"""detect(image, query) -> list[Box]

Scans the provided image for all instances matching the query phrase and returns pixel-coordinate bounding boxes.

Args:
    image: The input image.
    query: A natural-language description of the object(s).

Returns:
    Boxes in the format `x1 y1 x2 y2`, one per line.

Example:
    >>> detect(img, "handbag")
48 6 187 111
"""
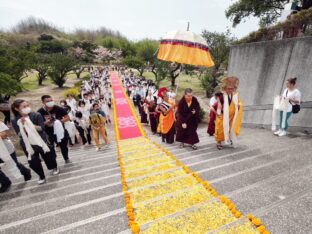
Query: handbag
292 104 300 114
286 90 300 114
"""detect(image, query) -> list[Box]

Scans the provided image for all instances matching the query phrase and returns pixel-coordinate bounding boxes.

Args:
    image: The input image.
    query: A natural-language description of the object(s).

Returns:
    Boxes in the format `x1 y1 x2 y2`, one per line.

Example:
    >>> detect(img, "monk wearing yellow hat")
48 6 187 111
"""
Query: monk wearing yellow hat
214 76 243 150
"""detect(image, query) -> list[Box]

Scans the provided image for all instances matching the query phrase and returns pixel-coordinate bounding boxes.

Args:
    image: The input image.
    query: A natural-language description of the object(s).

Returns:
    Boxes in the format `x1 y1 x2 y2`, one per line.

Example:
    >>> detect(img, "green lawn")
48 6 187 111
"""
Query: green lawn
142 71 205 99
21 71 89 91
21 72 52 91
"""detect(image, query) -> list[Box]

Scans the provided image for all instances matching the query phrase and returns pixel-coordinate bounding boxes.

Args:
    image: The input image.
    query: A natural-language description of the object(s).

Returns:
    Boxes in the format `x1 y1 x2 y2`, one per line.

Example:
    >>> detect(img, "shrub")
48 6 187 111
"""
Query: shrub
63 87 79 99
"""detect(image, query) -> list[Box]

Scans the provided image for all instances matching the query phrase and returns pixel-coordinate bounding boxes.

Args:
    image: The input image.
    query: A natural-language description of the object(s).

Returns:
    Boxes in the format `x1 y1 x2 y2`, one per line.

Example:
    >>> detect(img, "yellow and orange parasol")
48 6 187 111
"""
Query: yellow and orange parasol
157 30 215 68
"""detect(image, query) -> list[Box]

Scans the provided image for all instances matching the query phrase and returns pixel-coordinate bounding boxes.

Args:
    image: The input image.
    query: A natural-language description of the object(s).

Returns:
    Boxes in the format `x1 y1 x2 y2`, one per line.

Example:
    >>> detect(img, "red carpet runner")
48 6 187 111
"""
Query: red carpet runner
111 72 144 140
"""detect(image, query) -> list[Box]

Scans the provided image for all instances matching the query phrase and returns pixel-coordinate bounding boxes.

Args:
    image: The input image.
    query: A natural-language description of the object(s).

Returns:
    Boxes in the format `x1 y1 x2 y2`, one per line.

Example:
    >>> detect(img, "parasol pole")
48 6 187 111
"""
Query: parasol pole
174 22 189 95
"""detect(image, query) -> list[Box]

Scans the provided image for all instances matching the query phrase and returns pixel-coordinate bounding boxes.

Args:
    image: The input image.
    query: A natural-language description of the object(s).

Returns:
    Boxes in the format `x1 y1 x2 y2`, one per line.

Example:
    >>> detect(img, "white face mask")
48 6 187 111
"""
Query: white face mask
46 101 55 108
21 107 31 115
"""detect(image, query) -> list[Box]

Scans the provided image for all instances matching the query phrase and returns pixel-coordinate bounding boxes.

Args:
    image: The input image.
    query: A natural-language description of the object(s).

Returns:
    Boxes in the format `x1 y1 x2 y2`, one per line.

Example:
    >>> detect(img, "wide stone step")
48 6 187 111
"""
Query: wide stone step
256 190 312 234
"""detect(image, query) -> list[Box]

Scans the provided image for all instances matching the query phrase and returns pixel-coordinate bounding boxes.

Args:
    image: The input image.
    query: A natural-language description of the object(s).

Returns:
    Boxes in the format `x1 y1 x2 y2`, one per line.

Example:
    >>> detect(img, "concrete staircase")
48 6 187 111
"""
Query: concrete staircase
0 126 311 234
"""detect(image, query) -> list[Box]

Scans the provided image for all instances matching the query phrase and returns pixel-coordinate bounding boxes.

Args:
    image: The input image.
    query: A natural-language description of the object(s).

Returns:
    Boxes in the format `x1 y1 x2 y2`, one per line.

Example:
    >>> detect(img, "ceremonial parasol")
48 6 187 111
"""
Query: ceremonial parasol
157 28 215 68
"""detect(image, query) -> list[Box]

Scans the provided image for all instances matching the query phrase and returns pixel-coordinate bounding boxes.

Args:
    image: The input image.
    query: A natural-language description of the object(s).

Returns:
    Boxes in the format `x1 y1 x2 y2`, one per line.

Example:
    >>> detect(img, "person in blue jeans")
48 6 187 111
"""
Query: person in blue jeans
274 77 301 137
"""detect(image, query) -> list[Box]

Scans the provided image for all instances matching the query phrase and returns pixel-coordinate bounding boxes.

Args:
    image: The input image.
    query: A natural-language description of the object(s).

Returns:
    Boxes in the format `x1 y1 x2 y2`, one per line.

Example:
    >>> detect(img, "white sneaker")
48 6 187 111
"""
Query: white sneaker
274 129 281 135
38 178 46 185
278 130 287 137
52 168 59 175
96 147 101 152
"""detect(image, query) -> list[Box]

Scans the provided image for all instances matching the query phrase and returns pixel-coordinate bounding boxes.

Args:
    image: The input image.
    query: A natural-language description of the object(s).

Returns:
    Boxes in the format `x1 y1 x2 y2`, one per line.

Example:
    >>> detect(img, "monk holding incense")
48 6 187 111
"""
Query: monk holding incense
214 76 243 150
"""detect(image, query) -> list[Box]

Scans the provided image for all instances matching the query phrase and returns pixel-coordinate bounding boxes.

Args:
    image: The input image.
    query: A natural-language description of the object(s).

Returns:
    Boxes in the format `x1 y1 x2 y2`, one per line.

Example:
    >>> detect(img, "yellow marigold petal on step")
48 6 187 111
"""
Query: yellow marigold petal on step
219 195 227 203
247 214 254 221
123 157 171 171
127 169 185 189
130 176 198 203
141 201 237 233
234 210 242 218
135 185 212 225
251 217 262 226
257 225 266 233
126 163 178 179
130 223 140 233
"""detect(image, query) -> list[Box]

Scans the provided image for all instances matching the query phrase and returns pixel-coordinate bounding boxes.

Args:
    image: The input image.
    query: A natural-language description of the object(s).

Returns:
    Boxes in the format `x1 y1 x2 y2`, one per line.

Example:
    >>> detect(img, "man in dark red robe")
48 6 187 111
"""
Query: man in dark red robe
176 88 200 150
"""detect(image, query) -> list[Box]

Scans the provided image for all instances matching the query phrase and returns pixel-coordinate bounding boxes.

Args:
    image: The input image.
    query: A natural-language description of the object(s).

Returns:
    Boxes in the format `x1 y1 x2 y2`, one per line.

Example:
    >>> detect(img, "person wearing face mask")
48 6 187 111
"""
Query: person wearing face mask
38 95 71 164
11 99 59 185
214 77 243 150
176 88 201 150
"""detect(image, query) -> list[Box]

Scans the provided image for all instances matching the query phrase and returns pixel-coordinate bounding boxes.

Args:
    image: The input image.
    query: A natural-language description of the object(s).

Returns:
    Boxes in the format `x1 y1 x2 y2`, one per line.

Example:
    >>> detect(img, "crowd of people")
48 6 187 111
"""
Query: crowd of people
0 66 112 192
123 72 245 151
0 65 302 194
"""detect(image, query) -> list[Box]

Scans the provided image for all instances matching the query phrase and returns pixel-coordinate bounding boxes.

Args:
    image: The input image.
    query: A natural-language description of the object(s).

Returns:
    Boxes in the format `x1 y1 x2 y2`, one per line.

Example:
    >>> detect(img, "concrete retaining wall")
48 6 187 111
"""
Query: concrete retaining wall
228 36 312 132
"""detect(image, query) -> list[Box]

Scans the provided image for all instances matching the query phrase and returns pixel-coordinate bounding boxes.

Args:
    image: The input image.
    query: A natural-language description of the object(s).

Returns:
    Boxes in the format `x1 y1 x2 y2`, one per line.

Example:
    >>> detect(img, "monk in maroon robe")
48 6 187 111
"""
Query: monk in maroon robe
148 101 157 134
176 88 200 150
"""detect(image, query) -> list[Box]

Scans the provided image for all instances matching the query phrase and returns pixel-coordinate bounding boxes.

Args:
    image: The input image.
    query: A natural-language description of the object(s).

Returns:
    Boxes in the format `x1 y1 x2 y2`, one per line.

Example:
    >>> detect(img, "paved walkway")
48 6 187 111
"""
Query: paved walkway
0 126 311 233
1 73 311 233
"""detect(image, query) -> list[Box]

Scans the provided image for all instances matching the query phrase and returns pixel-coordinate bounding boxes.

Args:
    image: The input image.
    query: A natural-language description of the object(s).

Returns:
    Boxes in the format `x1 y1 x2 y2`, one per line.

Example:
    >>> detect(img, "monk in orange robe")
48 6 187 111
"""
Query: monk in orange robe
158 92 176 144
215 76 243 150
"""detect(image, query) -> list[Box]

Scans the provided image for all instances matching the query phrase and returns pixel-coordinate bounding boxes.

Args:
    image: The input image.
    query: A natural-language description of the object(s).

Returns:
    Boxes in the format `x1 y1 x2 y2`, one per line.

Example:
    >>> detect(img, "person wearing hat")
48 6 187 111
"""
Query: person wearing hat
214 77 243 150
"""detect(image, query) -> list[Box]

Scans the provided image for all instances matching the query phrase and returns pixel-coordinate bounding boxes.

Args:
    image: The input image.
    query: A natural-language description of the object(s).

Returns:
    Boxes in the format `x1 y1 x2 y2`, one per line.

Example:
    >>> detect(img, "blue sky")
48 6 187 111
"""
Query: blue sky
0 0 289 40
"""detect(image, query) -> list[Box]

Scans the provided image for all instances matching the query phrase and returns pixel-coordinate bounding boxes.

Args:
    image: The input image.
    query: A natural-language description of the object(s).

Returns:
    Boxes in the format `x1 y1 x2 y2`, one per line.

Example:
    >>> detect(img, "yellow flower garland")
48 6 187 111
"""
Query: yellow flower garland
111 72 269 234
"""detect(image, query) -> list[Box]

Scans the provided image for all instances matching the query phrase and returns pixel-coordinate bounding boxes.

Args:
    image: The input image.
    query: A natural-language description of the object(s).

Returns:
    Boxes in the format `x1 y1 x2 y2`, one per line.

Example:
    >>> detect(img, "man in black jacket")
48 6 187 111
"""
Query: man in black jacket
38 95 71 164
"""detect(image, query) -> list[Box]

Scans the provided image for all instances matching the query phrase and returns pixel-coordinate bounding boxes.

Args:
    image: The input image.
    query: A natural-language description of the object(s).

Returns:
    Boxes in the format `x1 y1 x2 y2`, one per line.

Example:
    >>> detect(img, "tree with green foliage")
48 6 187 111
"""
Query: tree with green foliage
119 39 136 57
122 55 145 75
0 72 22 95
30 52 50 85
135 39 158 64
36 39 66 54
151 60 170 87
48 53 76 88
0 46 27 95
168 63 182 87
201 30 235 97
38 34 54 41
135 39 160 78
72 40 97 63
226 0 312 27
0 46 30 82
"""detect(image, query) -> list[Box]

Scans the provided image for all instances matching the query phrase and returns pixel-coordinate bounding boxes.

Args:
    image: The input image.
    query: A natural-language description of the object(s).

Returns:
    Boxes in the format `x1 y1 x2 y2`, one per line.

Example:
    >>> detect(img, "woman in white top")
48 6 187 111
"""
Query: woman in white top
274 77 301 137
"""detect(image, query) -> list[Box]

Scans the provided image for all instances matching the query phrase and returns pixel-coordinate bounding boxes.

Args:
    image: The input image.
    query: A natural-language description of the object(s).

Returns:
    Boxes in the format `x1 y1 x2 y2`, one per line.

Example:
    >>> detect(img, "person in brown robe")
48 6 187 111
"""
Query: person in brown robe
176 88 200 150
140 99 148 124
148 101 157 134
